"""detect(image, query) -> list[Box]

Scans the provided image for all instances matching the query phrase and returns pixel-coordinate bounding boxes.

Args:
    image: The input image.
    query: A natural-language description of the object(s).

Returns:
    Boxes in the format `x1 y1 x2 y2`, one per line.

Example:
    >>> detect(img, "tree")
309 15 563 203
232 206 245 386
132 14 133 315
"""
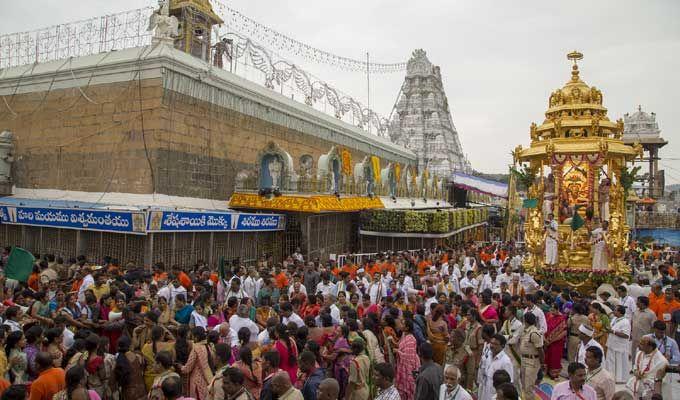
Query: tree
620 165 641 201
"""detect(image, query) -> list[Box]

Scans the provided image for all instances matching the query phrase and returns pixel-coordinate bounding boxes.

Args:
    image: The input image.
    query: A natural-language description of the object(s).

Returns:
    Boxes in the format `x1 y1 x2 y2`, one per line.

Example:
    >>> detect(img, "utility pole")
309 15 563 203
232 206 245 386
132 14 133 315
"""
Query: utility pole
366 52 370 135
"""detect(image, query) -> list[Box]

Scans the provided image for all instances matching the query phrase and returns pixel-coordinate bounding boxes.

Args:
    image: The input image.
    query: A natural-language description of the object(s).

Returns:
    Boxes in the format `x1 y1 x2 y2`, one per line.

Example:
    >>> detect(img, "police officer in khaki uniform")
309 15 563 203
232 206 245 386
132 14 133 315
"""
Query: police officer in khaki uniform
519 312 545 400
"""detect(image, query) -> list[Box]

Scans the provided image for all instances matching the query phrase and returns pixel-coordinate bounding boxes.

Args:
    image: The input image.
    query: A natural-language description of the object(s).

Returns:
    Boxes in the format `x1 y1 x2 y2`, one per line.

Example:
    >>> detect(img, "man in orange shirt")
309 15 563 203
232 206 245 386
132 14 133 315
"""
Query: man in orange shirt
651 287 680 326
172 266 192 291
274 265 289 290
649 283 664 309
29 352 66 400
416 257 430 277
340 261 357 279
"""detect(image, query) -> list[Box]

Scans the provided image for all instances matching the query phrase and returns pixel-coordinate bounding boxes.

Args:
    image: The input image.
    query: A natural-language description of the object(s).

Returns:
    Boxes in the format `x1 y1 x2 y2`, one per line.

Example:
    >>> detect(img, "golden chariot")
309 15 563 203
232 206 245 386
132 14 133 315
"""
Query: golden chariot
513 51 642 287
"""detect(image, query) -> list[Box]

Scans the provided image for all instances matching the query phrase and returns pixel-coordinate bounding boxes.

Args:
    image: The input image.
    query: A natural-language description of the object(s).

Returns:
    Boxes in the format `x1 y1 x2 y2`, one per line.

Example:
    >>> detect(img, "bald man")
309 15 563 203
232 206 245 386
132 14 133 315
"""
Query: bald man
271 371 303 400
439 365 473 400
317 378 340 400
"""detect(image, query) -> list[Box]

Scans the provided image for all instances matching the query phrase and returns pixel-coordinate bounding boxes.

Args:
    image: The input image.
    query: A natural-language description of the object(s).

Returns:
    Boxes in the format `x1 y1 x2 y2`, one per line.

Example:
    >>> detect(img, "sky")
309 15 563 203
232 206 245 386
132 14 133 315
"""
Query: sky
2 0 680 182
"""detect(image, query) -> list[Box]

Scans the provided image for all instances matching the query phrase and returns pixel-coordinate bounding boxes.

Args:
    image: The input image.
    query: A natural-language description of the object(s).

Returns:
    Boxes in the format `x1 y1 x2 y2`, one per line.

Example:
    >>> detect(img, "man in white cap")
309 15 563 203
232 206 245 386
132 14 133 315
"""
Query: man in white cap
576 324 604 364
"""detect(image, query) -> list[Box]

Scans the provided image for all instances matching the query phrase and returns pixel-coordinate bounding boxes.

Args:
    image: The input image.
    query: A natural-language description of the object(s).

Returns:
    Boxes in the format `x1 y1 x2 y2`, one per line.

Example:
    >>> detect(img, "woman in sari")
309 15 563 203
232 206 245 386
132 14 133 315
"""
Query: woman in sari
181 326 215 400
326 326 352 399
381 314 399 365
361 317 384 364
114 336 147 400
5 331 28 384
44 328 65 368
84 334 107 399
233 346 263 399
426 305 449 365
589 302 610 351
142 325 176 390
156 296 175 326
148 351 179 400
544 303 568 379
274 323 299 384
174 294 194 325
479 293 499 325
395 319 420 400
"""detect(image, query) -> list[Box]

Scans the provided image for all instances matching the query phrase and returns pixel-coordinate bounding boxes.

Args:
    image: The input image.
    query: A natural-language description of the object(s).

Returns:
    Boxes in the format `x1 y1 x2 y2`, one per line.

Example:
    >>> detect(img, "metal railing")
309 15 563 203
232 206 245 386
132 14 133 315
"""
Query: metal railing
0 7 153 69
636 211 680 229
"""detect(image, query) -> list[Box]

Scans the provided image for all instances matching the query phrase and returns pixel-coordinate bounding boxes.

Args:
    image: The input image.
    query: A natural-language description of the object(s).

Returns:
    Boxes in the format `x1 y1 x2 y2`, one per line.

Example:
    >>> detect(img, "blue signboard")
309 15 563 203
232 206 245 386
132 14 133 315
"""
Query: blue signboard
0 206 146 234
147 210 285 232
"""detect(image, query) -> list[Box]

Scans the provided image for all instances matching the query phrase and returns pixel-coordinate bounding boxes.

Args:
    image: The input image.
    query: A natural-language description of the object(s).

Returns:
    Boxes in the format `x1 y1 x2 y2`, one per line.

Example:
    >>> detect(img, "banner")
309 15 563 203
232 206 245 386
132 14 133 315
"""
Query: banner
371 156 381 184
395 163 402 183
0 206 146 234
147 210 285 232
341 148 352 176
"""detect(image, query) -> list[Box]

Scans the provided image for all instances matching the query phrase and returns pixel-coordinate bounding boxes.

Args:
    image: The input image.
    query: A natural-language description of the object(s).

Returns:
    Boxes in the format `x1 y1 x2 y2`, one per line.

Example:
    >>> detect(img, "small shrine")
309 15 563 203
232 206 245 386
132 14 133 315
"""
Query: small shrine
513 51 642 285
169 0 223 61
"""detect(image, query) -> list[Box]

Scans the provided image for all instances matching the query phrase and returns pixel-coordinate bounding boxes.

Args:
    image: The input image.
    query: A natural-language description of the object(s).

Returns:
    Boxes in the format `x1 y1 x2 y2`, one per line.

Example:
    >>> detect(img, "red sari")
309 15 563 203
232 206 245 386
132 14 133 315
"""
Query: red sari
545 311 567 378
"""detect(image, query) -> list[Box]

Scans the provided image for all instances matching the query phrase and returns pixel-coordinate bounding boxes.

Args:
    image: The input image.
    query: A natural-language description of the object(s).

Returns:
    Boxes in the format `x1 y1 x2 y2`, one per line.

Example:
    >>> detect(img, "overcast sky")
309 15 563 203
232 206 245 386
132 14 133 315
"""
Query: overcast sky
3 0 679 183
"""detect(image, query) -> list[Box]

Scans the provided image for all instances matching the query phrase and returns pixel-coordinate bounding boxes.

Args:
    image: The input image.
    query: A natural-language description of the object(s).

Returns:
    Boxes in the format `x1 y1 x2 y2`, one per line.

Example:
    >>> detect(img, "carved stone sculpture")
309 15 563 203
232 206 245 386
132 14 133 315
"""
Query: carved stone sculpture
148 0 179 44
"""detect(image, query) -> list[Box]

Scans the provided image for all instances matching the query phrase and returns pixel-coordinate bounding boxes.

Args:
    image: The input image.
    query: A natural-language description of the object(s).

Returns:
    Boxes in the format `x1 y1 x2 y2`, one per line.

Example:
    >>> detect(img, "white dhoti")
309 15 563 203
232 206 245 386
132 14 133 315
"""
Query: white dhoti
604 348 630 383
600 200 609 221
592 240 608 271
545 237 558 265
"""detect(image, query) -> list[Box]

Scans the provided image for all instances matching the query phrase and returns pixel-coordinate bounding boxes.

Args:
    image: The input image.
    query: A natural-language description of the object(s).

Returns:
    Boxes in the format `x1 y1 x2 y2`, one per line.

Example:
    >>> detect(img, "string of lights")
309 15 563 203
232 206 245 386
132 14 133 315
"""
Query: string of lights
215 30 389 136
211 0 407 74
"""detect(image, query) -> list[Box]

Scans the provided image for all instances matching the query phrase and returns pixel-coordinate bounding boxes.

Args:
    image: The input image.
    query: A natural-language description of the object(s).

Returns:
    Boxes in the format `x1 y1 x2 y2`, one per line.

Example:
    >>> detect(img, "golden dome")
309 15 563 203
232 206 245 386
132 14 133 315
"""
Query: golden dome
529 51 622 142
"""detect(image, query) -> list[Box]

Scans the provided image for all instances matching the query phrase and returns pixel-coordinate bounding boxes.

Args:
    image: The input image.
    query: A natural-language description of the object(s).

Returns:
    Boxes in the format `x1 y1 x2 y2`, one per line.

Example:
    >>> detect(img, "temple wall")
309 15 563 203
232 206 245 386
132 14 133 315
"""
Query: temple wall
0 45 415 200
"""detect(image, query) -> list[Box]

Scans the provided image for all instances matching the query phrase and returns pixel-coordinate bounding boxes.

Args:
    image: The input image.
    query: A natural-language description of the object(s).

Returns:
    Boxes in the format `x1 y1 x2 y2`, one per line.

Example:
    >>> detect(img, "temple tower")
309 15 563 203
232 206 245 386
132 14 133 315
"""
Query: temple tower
169 0 223 61
388 49 470 177
622 106 667 199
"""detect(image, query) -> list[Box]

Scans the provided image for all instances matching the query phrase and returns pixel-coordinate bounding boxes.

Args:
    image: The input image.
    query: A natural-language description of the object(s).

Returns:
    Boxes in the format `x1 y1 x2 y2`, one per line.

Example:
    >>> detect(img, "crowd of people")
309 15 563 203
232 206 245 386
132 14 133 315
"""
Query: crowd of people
0 242 677 400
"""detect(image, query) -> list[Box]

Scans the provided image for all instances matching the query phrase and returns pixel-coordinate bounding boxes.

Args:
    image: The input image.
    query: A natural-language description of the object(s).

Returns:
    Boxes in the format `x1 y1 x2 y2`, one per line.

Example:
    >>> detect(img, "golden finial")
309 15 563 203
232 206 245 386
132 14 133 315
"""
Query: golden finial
567 50 583 82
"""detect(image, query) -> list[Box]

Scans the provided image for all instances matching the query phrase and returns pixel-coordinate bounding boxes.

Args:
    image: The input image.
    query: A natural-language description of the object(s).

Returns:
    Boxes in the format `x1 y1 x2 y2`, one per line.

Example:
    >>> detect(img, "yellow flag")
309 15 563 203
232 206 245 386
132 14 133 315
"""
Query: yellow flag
395 163 402 182
371 156 381 183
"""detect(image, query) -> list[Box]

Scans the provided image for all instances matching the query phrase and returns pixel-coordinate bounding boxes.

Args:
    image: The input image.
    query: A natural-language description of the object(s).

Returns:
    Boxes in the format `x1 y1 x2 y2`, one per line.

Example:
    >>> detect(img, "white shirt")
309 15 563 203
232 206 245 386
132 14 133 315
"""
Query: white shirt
626 349 668 398
578 338 604 364
223 287 246 302
329 304 341 325
368 281 387 304
479 274 493 292
438 384 473 400
606 316 631 353
243 276 257 299
289 284 308 297
229 314 259 342
480 351 514 400
157 284 187 308
62 327 75 349
424 297 438 316
283 312 305 328
212 324 239 347
402 275 415 292
459 277 478 291
78 274 95 301
497 273 514 287
525 305 547 334
3 320 21 333
519 274 539 292
316 281 335 297
619 296 637 319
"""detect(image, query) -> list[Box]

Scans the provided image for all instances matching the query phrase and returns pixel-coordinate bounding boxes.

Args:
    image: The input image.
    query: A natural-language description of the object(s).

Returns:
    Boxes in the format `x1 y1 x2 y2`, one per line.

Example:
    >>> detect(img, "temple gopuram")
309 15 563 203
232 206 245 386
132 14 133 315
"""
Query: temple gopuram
513 51 642 287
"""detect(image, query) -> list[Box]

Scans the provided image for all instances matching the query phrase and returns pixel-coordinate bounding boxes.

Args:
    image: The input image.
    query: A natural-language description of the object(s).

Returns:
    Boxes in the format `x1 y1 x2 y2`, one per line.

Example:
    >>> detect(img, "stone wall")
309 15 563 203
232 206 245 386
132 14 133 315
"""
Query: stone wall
0 77 162 194
0 74 409 200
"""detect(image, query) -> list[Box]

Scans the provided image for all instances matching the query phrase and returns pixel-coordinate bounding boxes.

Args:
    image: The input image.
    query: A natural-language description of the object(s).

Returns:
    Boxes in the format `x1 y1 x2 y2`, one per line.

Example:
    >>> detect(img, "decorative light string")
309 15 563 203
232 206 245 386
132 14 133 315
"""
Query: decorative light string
211 0 406 74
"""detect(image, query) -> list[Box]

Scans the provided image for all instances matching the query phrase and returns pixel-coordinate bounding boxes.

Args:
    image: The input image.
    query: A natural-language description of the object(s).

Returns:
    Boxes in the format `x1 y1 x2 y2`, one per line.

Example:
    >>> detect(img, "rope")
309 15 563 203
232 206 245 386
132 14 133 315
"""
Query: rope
1 96 17 117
